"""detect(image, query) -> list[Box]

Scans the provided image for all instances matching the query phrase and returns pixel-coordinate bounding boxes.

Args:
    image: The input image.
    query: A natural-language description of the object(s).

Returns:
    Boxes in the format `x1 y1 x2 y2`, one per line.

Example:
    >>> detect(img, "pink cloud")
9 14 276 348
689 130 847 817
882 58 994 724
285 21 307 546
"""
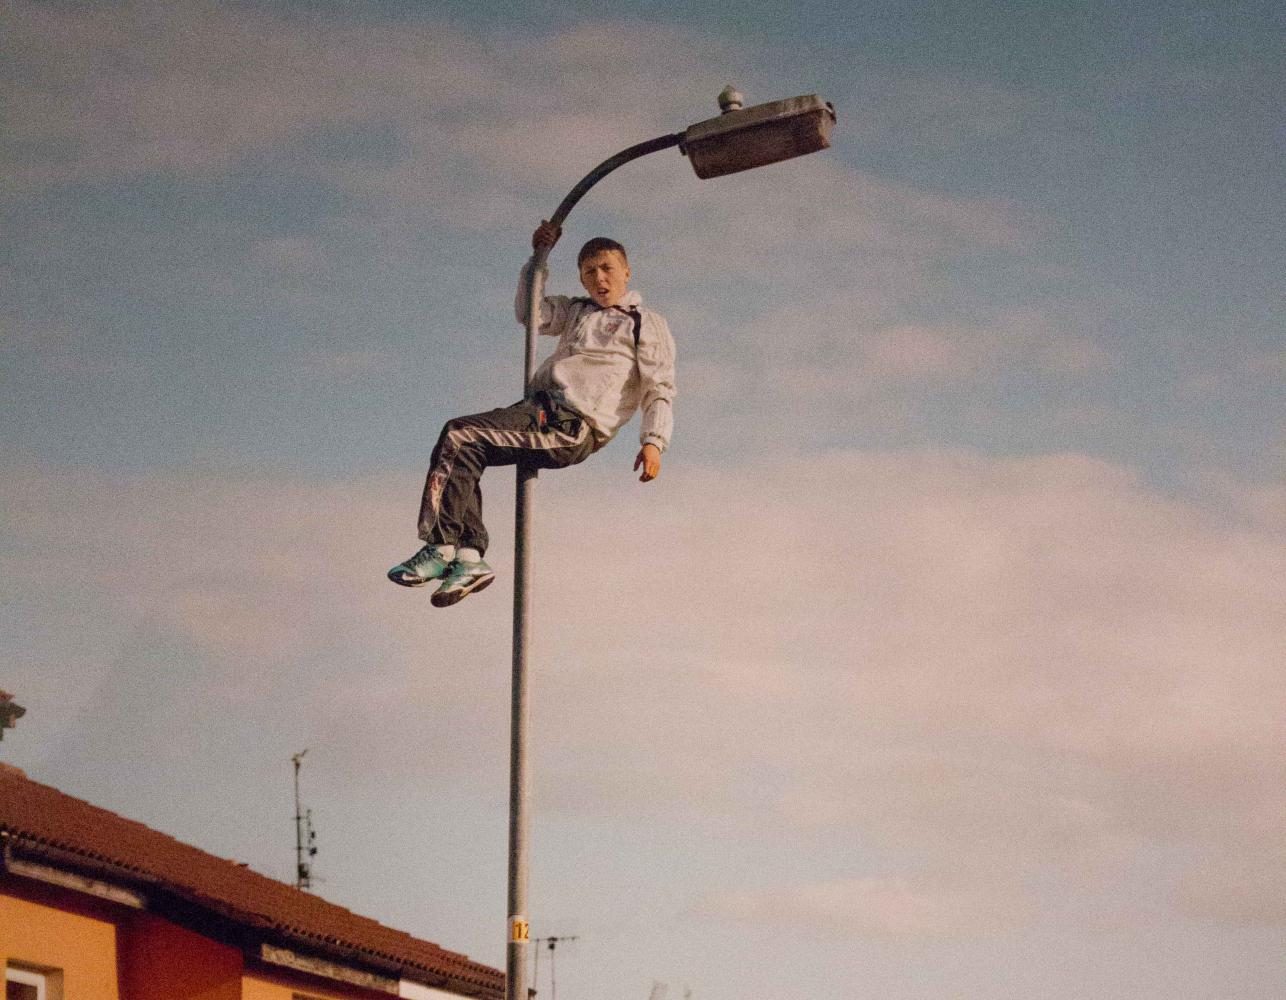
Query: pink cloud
862 325 964 376
857 316 1113 381
531 453 1285 918
696 875 1032 938
3 451 1282 936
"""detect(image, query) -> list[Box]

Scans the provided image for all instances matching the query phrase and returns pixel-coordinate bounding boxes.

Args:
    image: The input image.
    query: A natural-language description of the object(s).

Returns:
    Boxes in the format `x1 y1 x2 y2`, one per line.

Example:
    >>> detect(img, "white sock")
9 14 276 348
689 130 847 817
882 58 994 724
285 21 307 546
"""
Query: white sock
432 544 456 560
457 547 482 563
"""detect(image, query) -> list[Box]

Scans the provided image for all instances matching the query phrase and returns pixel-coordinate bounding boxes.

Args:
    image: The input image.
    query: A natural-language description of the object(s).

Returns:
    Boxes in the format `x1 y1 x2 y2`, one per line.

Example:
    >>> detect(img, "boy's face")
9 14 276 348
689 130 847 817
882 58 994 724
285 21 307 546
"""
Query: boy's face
579 250 631 308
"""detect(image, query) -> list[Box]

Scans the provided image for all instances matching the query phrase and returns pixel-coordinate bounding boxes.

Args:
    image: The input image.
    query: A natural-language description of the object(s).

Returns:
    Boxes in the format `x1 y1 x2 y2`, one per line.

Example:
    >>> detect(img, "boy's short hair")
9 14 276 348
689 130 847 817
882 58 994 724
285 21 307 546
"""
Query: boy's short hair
577 237 628 268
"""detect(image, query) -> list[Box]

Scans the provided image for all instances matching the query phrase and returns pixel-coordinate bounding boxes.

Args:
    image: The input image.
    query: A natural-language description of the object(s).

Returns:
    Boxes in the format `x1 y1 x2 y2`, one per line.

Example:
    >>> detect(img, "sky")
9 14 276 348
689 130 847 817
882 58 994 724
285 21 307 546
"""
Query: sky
1 2 1283 998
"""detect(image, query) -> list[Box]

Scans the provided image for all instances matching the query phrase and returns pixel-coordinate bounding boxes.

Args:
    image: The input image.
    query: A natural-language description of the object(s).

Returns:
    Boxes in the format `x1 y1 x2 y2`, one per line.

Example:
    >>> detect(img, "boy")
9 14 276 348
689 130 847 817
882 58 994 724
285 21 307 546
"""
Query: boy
388 221 677 607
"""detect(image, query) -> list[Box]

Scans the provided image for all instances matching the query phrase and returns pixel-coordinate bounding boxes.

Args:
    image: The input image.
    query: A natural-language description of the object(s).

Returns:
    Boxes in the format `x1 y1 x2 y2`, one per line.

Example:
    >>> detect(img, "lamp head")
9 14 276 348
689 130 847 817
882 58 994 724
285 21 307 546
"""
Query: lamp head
681 90 836 179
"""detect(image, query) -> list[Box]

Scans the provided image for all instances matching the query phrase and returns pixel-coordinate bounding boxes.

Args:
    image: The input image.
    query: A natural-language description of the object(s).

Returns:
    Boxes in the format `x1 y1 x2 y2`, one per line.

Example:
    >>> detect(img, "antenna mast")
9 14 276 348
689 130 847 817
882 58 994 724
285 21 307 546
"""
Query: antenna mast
532 935 579 1000
291 750 317 889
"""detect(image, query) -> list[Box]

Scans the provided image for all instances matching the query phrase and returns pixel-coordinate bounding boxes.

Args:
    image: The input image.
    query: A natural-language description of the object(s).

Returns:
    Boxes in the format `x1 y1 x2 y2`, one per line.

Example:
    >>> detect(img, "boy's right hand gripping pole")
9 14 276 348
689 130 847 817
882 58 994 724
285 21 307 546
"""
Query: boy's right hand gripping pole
531 220 561 254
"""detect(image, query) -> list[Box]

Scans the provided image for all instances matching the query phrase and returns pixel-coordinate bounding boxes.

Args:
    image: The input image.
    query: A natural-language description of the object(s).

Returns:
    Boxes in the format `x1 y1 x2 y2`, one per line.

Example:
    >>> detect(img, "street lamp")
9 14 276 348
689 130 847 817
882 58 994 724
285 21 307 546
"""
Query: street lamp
682 87 836 178
507 86 835 1000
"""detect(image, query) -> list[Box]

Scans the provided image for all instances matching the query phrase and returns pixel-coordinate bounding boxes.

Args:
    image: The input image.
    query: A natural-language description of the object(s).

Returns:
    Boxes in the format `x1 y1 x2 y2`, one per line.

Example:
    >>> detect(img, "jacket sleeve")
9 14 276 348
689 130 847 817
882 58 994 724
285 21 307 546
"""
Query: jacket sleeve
515 260 574 337
638 312 677 453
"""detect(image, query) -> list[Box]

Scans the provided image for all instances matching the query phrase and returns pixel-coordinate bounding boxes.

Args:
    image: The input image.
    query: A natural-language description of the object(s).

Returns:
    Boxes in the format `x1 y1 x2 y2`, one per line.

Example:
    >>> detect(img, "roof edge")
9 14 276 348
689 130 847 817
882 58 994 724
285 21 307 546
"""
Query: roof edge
0 822 504 998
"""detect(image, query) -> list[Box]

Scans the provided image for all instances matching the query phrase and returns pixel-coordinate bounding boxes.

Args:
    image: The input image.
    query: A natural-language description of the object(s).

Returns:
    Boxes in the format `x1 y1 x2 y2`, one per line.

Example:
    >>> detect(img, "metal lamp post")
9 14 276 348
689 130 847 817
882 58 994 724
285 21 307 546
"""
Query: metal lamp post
506 87 835 1000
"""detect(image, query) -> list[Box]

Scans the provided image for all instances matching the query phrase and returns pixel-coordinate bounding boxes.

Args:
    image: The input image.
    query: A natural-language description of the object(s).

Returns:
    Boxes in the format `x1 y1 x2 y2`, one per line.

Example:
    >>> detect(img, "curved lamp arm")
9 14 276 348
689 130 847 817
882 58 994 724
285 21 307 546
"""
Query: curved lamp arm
523 132 683 387
548 132 683 232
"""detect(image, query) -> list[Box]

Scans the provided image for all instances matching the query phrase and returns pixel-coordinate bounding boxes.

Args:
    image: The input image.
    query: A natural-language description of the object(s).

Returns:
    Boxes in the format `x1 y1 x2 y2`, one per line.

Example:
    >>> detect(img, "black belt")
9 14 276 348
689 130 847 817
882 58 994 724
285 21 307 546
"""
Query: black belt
531 390 583 437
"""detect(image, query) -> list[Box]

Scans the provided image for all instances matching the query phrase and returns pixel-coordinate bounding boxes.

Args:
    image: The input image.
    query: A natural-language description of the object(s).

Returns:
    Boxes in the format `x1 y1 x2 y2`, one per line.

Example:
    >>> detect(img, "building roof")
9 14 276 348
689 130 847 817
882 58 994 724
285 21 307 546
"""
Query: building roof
0 764 503 998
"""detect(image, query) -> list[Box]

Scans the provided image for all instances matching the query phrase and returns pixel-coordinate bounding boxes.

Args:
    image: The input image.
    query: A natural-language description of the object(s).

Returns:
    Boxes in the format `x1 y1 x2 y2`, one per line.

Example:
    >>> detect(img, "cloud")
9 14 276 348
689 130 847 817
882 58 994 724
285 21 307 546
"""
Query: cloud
627 155 1037 295
3 0 1095 460
3 448 1282 938
801 313 1112 384
2 1 1035 256
1178 346 1286 418
534 452 1285 924
1 1 488 183
1 4 735 193
1176 849 1286 927
3 1 1044 336
839 73 1033 151
696 875 1031 938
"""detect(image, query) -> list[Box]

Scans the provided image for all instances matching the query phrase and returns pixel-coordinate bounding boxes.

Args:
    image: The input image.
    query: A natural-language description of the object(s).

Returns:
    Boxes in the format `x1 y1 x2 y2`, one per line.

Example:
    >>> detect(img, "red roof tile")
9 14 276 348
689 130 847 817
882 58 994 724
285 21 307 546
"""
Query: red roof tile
0 764 503 997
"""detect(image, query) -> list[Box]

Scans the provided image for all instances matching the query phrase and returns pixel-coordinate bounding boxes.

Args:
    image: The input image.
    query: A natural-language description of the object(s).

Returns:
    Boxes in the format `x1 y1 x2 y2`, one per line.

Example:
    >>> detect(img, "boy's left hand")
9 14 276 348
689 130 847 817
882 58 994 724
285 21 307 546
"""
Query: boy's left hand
634 444 661 482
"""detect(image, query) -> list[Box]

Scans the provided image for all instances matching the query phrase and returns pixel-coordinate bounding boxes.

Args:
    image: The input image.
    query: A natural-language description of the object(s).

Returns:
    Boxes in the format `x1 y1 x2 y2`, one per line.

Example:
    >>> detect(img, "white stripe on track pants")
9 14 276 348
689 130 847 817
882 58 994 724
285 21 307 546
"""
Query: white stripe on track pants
416 396 596 555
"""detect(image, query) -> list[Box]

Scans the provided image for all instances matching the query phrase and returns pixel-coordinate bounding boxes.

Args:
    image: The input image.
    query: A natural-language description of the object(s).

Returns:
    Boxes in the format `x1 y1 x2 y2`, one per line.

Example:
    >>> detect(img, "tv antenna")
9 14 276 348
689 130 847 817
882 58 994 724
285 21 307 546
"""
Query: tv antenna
0 690 25 740
291 750 318 890
532 935 579 1000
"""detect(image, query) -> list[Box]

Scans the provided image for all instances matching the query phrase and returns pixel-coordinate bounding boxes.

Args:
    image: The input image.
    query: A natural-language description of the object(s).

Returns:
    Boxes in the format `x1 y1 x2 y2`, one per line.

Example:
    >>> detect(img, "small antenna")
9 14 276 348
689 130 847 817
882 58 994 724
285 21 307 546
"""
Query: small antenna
291 750 318 889
532 935 579 1000
0 690 25 740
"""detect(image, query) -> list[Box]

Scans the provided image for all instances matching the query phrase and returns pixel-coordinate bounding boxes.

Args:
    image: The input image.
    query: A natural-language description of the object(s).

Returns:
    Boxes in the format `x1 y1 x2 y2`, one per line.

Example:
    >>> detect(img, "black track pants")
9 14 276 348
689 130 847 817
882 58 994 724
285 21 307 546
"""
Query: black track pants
416 396 596 555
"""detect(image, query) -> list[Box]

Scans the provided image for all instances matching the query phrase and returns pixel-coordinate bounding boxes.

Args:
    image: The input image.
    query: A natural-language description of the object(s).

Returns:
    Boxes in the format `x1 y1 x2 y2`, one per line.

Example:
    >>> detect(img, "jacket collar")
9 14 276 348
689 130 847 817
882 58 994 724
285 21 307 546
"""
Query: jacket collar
581 290 643 311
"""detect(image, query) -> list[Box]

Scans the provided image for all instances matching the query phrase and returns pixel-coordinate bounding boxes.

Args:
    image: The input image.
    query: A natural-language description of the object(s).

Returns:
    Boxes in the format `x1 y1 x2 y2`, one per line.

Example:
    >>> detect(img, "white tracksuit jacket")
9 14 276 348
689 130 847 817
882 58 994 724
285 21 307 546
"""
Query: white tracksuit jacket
515 262 677 453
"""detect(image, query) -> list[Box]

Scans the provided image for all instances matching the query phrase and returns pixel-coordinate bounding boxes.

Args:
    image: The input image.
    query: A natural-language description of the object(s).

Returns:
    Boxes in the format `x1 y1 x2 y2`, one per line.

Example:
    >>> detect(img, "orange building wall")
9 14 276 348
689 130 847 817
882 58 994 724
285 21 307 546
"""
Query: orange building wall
118 912 242 1000
0 887 121 1000
3 878 406 1000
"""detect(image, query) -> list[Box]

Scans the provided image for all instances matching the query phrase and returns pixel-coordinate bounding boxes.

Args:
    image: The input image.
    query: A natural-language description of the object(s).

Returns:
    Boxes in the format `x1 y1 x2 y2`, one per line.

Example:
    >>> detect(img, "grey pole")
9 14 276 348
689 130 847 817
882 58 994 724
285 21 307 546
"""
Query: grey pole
504 88 834 1000
506 244 545 1000
506 135 680 1000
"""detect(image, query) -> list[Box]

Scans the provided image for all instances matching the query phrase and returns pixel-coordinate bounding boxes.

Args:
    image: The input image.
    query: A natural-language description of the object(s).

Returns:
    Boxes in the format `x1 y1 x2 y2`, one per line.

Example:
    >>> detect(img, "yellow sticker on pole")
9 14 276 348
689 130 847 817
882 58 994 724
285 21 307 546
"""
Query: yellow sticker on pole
510 916 530 942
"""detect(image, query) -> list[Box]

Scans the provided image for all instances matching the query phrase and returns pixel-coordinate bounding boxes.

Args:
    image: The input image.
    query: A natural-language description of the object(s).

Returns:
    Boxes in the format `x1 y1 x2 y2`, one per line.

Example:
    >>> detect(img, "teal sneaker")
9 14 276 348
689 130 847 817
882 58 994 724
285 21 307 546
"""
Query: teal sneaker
387 545 453 588
431 558 496 608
